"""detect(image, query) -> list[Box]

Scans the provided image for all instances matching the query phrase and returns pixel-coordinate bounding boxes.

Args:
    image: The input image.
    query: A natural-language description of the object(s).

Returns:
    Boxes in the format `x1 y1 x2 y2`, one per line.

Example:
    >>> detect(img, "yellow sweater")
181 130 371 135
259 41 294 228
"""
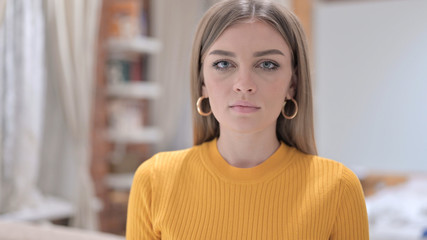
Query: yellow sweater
126 139 369 239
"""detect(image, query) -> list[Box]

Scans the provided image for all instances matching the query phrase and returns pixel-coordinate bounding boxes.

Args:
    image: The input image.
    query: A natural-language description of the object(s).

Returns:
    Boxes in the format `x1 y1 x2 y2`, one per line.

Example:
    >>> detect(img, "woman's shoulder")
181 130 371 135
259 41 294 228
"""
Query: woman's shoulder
131 145 205 199
134 145 202 179
292 151 362 187
315 155 360 183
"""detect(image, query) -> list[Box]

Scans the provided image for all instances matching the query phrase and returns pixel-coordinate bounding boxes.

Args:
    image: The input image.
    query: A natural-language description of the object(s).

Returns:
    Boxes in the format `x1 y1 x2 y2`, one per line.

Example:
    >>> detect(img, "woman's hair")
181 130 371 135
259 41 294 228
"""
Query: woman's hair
190 0 317 155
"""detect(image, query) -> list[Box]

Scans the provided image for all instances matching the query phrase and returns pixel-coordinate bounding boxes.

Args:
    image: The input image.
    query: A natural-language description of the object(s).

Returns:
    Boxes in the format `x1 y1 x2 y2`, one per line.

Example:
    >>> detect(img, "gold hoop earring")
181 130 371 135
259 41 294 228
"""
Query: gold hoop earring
196 96 212 116
281 98 298 120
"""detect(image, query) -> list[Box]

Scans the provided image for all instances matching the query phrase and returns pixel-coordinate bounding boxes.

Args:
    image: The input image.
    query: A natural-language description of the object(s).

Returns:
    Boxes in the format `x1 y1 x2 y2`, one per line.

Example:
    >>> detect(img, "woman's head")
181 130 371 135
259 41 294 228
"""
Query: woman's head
191 0 317 155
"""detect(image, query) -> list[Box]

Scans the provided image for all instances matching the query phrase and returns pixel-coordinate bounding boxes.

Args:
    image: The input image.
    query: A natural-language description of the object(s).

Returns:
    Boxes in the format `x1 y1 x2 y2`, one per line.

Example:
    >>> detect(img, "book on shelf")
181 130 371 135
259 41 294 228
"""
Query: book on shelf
108 99 145 132
107 57 145 83
130 57 142 82
107 0 141 39
140 0 149 36
107 0 150 39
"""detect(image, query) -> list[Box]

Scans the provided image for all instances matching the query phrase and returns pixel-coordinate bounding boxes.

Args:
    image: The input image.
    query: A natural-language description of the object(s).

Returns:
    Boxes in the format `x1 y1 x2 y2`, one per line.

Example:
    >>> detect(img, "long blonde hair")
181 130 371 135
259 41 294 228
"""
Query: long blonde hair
191 0 317 155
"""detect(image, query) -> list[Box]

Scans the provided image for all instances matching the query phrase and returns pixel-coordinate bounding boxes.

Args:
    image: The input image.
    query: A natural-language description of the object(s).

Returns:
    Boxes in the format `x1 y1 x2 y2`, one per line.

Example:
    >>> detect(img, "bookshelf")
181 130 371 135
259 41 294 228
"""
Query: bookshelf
93 0 160 235
107 36 161 54
107 126 162 144
106 82 161 99
105 173 134 191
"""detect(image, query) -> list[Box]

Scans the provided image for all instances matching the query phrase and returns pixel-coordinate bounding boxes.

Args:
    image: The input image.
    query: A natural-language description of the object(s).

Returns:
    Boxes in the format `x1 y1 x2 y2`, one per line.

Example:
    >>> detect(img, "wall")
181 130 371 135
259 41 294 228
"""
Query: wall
313 0 427 172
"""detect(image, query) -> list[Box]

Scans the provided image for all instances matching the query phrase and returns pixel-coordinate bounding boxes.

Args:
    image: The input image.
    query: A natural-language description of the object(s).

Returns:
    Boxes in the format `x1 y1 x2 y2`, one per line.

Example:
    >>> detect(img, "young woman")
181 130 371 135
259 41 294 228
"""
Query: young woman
126 0 369 239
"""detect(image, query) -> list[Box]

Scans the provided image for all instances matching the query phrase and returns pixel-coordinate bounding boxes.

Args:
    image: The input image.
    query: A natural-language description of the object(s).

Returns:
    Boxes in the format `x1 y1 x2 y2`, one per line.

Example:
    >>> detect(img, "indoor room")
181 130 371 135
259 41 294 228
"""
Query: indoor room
0 0 426 239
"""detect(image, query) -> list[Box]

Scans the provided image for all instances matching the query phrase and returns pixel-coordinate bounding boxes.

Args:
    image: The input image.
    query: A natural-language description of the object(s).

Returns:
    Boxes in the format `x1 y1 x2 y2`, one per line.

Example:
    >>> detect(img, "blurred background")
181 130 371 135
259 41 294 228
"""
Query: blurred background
0 0 426 239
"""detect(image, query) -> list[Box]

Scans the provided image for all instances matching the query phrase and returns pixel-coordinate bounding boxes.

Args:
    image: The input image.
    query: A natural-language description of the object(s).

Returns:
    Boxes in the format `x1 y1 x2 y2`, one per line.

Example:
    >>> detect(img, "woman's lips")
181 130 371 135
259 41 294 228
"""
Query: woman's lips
229 101 260 113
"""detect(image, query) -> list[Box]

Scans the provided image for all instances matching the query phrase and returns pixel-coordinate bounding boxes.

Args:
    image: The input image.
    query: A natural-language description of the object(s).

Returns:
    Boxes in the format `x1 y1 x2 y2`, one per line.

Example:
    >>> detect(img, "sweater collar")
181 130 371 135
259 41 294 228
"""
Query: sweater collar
200 138 297 183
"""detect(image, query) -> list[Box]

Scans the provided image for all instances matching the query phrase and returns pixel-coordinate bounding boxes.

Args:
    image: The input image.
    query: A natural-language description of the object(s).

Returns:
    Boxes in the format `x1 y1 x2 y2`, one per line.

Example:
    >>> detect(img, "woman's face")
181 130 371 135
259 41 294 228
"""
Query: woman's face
202 20 295 135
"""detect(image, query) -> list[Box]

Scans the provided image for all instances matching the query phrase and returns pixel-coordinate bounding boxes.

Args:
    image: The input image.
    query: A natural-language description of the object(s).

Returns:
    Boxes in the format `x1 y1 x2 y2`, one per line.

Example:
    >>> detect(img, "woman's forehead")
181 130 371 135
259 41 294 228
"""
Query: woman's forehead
206 20 291 56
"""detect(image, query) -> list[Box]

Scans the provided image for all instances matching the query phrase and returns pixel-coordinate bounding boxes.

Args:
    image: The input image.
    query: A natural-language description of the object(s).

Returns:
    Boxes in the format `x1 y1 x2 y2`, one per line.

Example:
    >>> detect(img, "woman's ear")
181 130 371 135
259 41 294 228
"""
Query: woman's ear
202 84 208 97
286 74 297 99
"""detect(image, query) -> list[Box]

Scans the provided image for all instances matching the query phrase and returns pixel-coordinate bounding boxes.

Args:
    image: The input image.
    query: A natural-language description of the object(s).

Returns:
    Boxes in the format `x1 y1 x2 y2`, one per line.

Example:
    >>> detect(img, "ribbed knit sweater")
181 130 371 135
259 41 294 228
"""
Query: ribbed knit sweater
126 139 369 239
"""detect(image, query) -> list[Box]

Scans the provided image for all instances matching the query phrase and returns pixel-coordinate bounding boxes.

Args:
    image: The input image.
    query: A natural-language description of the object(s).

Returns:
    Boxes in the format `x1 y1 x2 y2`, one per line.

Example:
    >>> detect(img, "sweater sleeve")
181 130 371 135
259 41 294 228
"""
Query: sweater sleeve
330 167 369 240
126 158 160 240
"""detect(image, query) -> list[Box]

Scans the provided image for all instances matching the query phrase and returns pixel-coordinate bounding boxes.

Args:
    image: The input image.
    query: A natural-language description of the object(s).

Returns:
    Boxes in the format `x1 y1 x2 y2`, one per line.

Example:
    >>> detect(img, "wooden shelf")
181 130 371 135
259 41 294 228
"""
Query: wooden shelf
107 126 162 144
107 36 161 55
94 0 159 234
106 173 134 191
107 82 161 99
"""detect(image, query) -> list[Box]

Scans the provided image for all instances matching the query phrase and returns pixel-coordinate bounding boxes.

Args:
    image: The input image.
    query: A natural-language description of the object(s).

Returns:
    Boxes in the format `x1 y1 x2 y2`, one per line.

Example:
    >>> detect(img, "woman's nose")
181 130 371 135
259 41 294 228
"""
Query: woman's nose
233 69 257 94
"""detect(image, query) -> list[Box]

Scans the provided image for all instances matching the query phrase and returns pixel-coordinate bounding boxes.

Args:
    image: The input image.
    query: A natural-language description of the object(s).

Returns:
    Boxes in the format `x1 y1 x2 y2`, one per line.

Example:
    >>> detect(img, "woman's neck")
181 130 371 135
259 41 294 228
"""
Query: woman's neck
216 128 280 168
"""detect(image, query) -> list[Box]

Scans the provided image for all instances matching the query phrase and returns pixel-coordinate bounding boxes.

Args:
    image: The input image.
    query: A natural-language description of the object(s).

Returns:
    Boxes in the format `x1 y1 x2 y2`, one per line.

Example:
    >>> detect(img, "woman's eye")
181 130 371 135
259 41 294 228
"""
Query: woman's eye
213 60 233 70
258 61 279 71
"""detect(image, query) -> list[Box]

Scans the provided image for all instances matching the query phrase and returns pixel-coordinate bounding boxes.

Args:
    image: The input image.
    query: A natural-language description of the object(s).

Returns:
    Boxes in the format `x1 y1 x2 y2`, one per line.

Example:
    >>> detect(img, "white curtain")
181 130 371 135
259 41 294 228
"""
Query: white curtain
0 0 5 209
40 0 101 229
0 0 6 26
0 0 45 214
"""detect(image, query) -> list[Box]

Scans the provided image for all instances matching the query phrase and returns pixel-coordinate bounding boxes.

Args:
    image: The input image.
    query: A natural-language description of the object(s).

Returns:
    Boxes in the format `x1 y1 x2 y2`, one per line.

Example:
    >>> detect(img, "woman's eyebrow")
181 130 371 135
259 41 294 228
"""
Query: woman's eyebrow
208 49 285 57
208 50 236 57
253 49 285 57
